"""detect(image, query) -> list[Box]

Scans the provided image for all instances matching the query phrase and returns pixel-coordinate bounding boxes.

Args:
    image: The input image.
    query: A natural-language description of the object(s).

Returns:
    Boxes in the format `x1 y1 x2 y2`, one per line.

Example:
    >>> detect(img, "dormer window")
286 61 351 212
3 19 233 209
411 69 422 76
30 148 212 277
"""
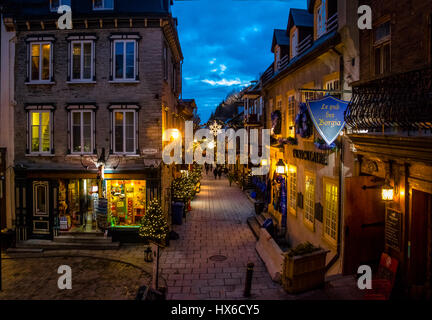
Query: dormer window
291 29 298 58
316 0 327 38
275 46 281 70
50 0 71 12
93 0 114 11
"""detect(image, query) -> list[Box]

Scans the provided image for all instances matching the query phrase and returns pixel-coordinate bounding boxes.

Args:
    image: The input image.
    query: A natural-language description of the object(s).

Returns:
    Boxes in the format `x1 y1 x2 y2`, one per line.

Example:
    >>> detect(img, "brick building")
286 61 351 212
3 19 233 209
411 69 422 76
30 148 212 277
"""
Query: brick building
3 0 183 243
345 0 432 298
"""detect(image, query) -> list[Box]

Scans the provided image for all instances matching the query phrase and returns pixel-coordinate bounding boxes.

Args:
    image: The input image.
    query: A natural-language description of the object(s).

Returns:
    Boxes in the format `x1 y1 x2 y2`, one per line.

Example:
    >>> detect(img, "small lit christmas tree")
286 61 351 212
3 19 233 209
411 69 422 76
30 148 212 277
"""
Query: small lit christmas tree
139 199 168 245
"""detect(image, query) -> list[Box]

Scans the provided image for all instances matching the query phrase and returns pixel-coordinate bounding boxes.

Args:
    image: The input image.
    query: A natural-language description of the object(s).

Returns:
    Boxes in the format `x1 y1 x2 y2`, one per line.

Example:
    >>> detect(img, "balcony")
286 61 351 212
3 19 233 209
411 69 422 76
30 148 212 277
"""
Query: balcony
345 66 432 131
297 35 312 56
326 13 338 34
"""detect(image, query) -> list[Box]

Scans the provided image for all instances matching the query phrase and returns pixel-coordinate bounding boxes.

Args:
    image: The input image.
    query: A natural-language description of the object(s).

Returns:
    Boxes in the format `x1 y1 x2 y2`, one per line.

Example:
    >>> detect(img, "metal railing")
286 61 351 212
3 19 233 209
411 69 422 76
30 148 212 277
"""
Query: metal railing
326 13 338 33
297 35 313 56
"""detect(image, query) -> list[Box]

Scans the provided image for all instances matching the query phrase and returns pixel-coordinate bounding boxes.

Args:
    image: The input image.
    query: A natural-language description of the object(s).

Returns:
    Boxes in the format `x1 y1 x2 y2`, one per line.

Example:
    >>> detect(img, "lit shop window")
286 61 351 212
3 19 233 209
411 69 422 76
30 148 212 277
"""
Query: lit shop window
107 180 146 227
304 174 315 228
324 179 338 244
113 110 136 154
288 165 297 215
71 41 94 82
30 111 51 154
93 0 113 10
113 40 136 81
30 42 52 82
71 110 94 154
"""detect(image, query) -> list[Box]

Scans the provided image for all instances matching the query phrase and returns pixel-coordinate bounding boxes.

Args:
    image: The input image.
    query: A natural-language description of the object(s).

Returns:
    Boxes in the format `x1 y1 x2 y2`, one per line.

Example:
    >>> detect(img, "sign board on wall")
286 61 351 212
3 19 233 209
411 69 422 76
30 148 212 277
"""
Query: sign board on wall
306 96 350 145
385 207 402 251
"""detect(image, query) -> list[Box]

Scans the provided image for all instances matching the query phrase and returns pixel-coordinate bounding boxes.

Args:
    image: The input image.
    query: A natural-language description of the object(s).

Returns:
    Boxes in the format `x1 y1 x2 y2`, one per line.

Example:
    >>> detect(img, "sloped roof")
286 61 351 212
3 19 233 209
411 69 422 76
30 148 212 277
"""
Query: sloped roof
271 29 290 53
287 8 313 31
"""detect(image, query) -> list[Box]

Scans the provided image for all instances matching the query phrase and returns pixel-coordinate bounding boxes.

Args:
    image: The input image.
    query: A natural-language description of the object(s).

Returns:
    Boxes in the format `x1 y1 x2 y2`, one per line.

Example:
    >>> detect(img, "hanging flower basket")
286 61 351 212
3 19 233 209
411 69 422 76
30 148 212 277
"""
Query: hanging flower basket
314 138 339 151
295 103 313 139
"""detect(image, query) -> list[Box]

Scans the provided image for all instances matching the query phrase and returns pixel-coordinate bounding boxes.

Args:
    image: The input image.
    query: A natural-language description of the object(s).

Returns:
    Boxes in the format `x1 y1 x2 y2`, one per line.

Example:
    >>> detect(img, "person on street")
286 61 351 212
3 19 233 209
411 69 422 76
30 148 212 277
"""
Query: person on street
217 167 222 179
213 167 218 179
205 163 209 175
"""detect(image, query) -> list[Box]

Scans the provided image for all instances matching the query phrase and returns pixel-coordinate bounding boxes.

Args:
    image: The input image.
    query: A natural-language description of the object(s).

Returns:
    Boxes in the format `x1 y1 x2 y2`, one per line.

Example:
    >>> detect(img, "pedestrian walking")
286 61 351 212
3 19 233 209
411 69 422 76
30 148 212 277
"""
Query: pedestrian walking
217 168 222 179
213 167 218 179
205 163 209 175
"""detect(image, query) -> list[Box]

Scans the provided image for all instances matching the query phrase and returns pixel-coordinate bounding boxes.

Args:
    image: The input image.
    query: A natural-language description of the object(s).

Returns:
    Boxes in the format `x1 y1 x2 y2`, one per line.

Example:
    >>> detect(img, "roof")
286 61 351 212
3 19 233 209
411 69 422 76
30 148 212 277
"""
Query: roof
3 0 171 18
287 8 313 31
271 29 290 53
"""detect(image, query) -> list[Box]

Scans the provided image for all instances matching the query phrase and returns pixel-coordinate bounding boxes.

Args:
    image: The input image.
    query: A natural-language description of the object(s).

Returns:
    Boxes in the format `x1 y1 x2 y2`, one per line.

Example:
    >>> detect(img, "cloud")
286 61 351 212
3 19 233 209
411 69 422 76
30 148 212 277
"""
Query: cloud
201 78 248 87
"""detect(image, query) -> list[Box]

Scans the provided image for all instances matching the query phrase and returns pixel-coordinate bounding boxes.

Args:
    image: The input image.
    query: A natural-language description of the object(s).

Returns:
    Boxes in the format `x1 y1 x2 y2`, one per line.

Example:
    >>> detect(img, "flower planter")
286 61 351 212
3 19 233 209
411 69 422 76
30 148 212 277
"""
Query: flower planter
282 249 329 294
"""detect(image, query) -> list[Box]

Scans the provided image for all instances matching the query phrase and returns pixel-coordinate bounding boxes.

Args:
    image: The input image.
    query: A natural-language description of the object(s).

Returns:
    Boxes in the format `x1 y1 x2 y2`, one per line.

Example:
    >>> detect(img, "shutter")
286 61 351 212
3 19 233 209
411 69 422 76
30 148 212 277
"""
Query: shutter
26 43 30 82
109 40 113 81
67 110 71 154
135 40 139 80
93 41 96 81
51 111 55 154
67 41 71 82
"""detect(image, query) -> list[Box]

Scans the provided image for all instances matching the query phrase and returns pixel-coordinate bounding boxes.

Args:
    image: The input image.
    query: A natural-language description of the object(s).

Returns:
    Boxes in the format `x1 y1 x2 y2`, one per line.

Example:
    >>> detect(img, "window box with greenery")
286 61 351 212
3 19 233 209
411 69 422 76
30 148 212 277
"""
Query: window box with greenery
282 242 329 293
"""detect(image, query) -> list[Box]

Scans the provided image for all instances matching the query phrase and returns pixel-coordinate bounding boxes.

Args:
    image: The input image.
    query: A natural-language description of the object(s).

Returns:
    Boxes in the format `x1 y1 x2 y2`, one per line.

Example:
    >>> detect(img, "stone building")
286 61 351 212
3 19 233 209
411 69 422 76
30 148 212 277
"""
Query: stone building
3 0 183 243
257 0 360 275
345 0 432 298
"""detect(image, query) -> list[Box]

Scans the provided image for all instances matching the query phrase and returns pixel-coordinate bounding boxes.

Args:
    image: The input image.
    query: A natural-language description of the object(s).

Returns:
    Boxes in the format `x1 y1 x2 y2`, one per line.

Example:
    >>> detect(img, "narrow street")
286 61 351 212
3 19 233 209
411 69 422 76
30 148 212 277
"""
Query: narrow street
160 174 288 300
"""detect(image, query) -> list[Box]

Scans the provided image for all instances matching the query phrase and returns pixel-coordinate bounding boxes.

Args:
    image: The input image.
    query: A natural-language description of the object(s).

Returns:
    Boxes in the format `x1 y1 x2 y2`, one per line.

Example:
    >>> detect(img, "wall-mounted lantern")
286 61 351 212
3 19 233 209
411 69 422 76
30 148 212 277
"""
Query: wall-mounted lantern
276 159 286 175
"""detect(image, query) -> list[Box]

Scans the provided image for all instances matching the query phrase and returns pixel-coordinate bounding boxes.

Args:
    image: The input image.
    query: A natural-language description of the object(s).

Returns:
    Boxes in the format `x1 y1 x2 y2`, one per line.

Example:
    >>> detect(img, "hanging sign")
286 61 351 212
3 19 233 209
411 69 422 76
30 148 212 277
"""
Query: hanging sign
306 96 349 145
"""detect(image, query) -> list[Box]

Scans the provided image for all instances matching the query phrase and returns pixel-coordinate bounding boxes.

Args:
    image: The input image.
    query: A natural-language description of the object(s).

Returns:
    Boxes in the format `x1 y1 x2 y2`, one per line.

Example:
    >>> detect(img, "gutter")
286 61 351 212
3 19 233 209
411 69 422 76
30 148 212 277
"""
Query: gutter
325 47 344 273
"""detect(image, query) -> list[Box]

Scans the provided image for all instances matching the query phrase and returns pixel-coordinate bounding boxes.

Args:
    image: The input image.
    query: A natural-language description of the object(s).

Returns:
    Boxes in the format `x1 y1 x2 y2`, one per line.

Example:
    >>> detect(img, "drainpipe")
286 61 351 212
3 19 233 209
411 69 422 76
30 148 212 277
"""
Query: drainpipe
325 47 344 273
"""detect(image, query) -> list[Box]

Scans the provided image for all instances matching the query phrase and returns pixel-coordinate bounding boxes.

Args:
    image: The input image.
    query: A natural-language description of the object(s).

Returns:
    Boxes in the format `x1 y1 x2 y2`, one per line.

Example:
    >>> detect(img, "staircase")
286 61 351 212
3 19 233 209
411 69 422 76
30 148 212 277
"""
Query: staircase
16 232 120 250
247 211 273 239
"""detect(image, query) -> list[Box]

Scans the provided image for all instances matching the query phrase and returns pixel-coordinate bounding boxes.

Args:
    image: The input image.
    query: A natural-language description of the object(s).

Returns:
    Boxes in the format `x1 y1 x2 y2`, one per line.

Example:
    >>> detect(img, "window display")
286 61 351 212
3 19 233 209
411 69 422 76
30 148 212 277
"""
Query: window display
106 180 146 227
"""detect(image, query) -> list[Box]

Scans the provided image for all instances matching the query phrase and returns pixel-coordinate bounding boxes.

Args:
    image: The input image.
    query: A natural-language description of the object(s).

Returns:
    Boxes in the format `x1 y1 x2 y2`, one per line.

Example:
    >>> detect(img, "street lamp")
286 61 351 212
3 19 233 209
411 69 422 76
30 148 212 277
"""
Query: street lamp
276 159 286 175
381 182 394 202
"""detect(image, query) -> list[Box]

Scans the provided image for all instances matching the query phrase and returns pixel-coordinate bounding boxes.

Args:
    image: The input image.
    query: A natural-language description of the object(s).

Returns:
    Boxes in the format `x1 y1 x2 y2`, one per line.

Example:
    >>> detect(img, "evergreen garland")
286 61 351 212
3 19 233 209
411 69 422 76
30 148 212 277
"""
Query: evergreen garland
139 199 168 245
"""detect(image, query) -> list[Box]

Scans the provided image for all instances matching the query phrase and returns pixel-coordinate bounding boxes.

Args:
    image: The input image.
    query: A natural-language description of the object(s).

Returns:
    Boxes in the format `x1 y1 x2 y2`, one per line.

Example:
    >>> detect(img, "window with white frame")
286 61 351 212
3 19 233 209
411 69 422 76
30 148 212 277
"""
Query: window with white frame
50 0 71 12
288 165 297 215
70 110 94 154
113 110 136 154
70 41 94 82
374 21 391 76
113 40 137 81
29 42 52 82
287 95 295 138
324 179 338 243
324 79 340 99
29 111 52 154
316 0 327 38
291 30 298 58
304 174 315 227
93 0 113 10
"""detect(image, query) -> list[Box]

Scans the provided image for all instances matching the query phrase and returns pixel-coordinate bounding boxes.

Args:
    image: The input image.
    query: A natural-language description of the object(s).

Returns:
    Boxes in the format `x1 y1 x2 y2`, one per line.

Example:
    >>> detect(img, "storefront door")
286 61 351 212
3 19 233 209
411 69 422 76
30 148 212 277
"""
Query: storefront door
31 181 50 236
408 189 432 298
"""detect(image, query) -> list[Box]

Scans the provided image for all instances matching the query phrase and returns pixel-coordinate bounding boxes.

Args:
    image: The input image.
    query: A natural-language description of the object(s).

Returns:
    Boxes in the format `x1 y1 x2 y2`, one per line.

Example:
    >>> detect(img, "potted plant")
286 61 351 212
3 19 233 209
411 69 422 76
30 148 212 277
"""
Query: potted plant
282 242 329 294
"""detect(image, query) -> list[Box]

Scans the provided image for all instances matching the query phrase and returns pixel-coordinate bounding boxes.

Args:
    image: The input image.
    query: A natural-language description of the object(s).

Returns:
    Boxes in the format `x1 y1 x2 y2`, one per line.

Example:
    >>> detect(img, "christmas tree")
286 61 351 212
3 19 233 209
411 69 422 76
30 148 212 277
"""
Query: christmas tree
139 199 168 245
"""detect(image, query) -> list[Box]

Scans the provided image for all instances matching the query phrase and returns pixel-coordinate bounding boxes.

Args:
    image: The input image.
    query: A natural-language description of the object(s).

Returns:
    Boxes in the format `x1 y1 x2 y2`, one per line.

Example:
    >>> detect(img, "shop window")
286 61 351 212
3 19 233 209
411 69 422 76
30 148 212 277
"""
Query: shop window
29 42 52 83
29 111 52 154
304 173 315 229
50 0 70 12
113 110 136 154
323 178 338 244
288 165 297 215
70 40 94 82
107 180 146 227
93 0 113 10
70 110 94 154
287 95 295 138
374 21 391 76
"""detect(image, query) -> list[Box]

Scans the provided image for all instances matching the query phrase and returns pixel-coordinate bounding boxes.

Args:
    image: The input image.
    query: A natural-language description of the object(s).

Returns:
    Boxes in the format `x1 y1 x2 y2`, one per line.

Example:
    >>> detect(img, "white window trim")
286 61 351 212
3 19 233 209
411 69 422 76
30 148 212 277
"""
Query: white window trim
29 110 52 155
70 110 94 155
28 42 53 84
323 178 339 245
50 0 70 12
304 173 315 229
112 40 137 82
93 0 114 11
113 110 137 155
292 30 298 58
316 2 327 38
70 40 95 82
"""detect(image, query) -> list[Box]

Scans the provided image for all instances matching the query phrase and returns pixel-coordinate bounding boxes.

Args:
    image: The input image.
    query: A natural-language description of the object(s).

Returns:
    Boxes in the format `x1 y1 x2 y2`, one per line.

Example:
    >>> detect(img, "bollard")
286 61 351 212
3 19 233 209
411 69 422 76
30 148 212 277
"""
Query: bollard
243 262 254 297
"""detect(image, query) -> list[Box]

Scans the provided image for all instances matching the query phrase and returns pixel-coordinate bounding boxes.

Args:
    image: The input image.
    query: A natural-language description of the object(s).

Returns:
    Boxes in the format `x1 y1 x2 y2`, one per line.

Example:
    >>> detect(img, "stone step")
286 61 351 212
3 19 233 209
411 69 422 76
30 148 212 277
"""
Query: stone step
54 235 113 244
59 231 105 237
16 239 120 250
246 216 261 240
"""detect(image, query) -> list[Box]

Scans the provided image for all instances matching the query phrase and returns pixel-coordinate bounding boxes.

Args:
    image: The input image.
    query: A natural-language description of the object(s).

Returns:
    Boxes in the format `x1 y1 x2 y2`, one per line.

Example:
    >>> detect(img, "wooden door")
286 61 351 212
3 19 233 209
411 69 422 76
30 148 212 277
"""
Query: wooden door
343 176 386 275
409 189 431 296
31 181 50 237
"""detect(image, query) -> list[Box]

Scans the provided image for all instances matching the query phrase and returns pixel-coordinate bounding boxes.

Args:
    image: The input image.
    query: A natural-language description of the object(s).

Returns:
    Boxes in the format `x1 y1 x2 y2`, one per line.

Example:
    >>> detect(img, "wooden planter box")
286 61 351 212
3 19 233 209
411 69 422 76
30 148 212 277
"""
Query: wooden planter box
282 249 329 294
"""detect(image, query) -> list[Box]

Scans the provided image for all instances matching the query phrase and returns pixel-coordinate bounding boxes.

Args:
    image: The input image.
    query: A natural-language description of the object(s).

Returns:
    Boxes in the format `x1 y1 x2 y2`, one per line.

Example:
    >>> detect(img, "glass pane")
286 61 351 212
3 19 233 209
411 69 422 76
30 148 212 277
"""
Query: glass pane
83 111 91 125
83 42 92 79
125 42 135 79
375 47 381 75
83 111 92 152
105 0 113 9
72 112 80 125
42 44 51 80
41 112 50 126
72 43 81 79
32 126 40 152
126 112 135 152
36 186 46 213
41 125 50 152
115 112 124 152
94 0 103 8
115 42 124 79
32 112 40 125
383 44 391 74
31 44 40 81
72 124 81 152
51 0 60 10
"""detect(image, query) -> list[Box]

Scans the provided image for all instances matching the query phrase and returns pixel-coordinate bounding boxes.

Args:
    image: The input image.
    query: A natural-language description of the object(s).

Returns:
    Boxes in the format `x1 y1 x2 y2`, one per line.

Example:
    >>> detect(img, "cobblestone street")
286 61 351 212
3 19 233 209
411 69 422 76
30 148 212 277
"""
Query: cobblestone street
160 174 289 300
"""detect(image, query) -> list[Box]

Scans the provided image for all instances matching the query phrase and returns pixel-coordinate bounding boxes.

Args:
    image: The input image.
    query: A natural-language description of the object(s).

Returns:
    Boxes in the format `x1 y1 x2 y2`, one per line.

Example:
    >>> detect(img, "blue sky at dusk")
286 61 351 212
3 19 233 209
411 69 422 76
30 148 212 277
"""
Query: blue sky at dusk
172 0 305 123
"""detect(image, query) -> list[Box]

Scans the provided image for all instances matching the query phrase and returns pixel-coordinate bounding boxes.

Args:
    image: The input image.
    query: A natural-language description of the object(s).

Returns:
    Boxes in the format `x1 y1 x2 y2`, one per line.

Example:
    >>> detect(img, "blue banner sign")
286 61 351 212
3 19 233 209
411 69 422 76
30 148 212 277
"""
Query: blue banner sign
306 96 350 145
